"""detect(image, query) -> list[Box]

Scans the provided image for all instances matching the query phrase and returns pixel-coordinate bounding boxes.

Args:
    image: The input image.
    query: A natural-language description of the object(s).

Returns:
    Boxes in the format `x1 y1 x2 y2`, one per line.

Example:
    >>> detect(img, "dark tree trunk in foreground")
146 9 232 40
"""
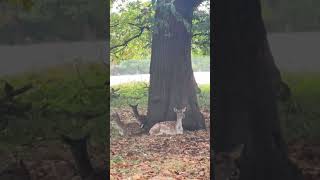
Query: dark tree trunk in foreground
145 0 205 130
213 0 303 179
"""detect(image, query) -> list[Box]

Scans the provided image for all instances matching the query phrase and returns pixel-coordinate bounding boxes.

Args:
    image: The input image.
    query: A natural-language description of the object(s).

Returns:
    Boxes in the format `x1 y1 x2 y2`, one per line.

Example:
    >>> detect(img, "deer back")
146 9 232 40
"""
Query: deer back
149 121 178 135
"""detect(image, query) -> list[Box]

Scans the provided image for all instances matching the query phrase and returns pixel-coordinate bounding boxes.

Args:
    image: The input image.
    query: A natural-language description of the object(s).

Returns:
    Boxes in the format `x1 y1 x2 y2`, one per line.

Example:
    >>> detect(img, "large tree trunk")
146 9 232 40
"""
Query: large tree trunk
145 0 205 131
213 0 303 179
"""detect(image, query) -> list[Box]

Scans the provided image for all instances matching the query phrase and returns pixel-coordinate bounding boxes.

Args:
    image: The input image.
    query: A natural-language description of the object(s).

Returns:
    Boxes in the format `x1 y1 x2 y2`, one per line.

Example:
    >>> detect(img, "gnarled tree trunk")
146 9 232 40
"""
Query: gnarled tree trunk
145 0 205 131
213 0 303 179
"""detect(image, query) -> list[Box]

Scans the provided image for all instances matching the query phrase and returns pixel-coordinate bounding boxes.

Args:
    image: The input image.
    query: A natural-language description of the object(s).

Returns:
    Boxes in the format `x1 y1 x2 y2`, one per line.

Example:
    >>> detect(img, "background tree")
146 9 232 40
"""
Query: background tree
0 0 105 44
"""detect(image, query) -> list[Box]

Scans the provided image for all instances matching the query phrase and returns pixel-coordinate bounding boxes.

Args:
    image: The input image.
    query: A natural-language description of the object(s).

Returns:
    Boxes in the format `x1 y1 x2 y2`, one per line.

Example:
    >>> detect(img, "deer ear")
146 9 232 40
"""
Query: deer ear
173 108 177 112
182 107 187 112
229 144 244 159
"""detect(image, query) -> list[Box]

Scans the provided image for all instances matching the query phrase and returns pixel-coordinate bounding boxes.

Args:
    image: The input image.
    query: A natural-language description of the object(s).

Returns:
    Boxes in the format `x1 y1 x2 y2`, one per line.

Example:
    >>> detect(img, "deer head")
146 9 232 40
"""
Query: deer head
215 144 244 180
110 112 125 135
148 107 187 135
128 103 147 128
173 107 187 118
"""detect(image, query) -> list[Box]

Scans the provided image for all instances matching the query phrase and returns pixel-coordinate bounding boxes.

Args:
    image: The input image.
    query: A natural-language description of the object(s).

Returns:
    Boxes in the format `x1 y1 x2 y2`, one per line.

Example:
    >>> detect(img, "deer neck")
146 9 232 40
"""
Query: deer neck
114 117 125 130
175 116 183 133
131 106 140 118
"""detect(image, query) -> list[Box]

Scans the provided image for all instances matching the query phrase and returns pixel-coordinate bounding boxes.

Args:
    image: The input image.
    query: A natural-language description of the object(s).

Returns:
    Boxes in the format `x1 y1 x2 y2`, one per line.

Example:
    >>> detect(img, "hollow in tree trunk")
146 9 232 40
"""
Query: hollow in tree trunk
145 0 205 131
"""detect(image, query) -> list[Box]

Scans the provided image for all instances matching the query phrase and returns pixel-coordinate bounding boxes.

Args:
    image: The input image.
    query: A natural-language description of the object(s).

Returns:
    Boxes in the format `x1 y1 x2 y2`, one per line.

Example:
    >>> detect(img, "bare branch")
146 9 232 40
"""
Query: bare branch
192 32 209 37
110 24 150 52
110 23 119 28
0 84 33 103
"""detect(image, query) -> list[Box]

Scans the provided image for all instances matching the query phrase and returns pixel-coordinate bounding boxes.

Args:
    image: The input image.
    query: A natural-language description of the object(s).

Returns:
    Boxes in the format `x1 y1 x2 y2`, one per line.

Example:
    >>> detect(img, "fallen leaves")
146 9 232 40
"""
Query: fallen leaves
288 139 320 180
110 109 210 179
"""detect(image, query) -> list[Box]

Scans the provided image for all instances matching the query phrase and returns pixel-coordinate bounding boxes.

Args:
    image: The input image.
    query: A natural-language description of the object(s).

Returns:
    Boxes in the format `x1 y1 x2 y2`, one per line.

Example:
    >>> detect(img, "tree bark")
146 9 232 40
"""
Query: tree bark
213 0 303 179
145 0 205 131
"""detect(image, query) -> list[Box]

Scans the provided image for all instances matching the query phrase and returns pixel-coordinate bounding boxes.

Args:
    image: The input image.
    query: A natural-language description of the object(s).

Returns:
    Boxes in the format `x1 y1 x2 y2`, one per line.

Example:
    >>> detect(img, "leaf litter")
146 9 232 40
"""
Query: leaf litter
110 109 210 180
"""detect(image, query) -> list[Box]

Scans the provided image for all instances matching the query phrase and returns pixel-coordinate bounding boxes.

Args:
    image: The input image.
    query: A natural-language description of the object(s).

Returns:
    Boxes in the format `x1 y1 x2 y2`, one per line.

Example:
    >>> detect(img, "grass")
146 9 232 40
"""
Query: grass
110 82 210 109
111 56 210 75
280 72 320 140
282 72 320 112
0 62 108 153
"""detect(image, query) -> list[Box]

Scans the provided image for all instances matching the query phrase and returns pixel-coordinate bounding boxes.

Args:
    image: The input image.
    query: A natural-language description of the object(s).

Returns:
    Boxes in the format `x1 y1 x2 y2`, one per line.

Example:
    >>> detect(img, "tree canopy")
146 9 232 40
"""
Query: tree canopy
110 0 210 63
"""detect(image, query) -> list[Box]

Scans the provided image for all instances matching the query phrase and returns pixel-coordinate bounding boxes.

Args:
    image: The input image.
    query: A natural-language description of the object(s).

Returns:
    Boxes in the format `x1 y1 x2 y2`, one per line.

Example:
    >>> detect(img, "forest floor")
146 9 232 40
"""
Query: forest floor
0 140 106 180
110 109 211 180
289 139 320 180
110 109 320 180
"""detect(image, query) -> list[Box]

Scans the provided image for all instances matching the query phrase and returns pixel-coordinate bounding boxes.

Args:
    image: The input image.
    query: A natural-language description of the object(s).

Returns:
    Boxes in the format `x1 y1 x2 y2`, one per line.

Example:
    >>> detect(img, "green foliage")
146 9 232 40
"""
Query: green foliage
192 10 210 56
191 56 210 71
110 0 210 62
0 0 105 43
279 72 320 140
110 56 209 75
111 59 150 75
110 82 210 109
111 1 154 62
261 0 320 32
0 62 108 148
5 0 33 10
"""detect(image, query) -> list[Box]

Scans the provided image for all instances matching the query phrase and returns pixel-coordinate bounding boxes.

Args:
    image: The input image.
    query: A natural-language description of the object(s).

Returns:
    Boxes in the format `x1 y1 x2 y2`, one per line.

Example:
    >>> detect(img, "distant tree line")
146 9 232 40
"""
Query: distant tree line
1 0 319 45
0 0 105 45
110 57 210 75
262 0 320 32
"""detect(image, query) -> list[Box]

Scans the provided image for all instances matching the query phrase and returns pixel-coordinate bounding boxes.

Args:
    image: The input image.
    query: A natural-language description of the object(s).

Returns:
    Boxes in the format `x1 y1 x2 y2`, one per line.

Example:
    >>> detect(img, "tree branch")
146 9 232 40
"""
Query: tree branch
192 32 209 37
110 24 149 51
0 84 33 103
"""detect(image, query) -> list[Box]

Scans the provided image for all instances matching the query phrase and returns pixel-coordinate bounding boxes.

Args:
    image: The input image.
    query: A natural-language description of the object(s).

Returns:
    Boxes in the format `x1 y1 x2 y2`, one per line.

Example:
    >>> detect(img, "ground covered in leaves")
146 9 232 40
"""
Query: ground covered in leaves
110 108 320 180
111 132 210 180
289 139 320 180
110 109 210 180
0 141 106 180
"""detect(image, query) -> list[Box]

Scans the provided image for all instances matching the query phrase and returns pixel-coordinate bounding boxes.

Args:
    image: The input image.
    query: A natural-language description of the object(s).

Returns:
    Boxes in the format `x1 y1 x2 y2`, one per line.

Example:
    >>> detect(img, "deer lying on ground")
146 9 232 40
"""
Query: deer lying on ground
61 134 107 180
111 112 144 136
214 145 244 180
149 107 186 135
128 104 147 128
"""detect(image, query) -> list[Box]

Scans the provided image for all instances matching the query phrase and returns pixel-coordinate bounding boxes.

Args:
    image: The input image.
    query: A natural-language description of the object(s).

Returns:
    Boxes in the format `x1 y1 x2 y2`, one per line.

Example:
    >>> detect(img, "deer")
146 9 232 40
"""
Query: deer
214 145 244 180
128 103 147 128
61 134 107 180
149 107 186 135
110 112 144 136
